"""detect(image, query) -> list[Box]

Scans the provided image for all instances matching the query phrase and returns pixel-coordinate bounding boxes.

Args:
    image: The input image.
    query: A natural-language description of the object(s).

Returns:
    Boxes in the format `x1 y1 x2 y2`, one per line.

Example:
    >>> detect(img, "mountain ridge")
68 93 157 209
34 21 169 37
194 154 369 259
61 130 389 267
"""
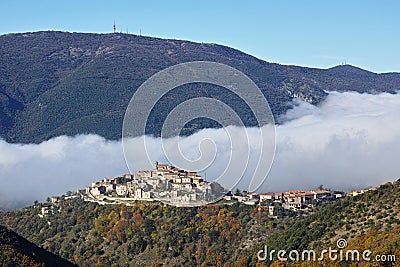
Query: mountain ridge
1 31 399 143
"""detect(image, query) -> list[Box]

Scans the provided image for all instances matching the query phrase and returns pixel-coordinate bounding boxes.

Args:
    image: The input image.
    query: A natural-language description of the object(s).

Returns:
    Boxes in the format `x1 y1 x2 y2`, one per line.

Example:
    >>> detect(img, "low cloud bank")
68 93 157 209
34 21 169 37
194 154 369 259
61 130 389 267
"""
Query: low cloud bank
1 91 400 209
269 91 400 192
0 135 127 210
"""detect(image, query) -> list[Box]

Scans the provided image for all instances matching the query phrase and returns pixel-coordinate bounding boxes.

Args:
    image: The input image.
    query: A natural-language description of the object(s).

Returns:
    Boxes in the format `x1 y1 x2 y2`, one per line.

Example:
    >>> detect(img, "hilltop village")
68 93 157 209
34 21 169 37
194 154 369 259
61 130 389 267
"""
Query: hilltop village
41 162 381 216
81 162 224 207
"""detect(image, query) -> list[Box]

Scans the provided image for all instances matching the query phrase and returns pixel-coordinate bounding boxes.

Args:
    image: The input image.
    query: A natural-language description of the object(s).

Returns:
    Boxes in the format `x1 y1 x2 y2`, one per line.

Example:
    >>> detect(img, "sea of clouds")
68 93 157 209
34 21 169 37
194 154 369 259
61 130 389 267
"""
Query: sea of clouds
1 91 400 210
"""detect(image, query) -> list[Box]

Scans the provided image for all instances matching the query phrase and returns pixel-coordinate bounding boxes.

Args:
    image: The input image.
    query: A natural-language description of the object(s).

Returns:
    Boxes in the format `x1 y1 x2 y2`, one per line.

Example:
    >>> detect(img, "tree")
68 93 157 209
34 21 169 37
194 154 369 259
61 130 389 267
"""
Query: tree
234 188 242 196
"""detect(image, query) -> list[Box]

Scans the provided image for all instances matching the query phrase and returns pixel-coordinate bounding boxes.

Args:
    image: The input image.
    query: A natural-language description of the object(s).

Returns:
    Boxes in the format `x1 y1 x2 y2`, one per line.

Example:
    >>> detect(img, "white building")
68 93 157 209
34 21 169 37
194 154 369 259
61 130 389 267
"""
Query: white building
260 193 274 202
116 184 128 196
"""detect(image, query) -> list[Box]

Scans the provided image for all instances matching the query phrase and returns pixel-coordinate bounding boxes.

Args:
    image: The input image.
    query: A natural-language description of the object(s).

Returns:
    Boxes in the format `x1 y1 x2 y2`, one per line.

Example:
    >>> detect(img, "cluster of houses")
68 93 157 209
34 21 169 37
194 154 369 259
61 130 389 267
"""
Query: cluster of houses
39 161 382 215
82 162 221 206
224 189 336 210
39 184 378 217
223 186 380 213
39 195 77 216
86 175 152 199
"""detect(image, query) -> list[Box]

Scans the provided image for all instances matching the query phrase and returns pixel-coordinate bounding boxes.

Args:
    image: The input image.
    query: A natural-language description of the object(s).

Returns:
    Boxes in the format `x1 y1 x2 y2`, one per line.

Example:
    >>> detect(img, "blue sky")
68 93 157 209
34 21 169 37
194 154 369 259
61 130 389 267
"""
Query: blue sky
0 0 399 73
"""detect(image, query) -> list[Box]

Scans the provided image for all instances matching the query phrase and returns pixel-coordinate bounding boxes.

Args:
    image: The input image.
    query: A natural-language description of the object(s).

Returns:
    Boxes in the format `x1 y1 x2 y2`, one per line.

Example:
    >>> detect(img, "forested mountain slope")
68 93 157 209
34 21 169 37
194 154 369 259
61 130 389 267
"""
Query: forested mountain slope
1 31 399 143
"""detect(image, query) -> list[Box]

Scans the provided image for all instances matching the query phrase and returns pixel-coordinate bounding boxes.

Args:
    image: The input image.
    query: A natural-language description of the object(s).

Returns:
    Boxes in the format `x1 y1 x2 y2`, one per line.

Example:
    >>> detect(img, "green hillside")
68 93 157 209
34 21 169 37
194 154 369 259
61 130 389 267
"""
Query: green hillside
0 180 399 266
1 31 399 143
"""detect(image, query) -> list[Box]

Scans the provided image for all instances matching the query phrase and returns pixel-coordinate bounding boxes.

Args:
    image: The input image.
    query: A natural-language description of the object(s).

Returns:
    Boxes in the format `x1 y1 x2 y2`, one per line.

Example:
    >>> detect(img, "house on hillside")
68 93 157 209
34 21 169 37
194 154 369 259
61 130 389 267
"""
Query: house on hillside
311 189 331 199
260 193 274 202
268 205 275 216
116 184 128 196
273 192 283 202
352 190 364 197
41 206 50 215
51 196 60 203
